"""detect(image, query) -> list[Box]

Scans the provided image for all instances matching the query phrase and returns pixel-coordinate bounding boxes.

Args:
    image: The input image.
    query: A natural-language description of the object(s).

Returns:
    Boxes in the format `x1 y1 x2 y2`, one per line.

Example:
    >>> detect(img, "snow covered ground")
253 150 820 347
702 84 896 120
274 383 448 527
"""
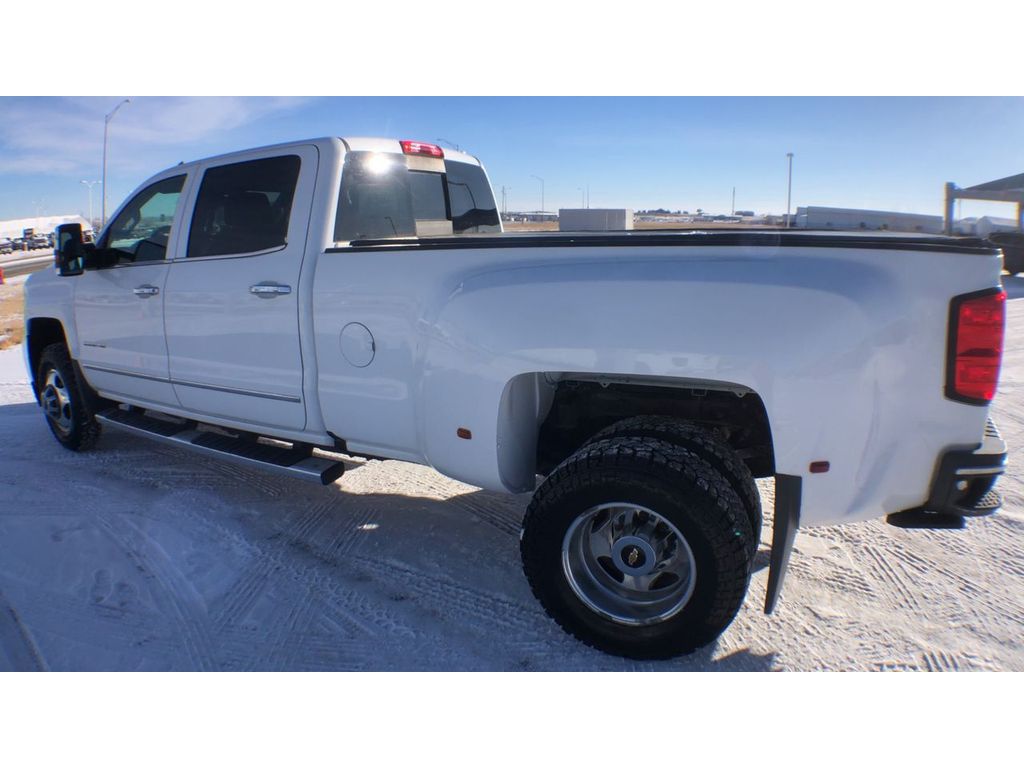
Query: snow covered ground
1 282 1022 671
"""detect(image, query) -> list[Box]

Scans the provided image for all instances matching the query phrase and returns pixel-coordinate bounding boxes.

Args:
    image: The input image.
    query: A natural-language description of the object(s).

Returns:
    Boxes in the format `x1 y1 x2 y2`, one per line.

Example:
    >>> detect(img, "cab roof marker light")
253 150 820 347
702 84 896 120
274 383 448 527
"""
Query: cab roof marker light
400 140 444 158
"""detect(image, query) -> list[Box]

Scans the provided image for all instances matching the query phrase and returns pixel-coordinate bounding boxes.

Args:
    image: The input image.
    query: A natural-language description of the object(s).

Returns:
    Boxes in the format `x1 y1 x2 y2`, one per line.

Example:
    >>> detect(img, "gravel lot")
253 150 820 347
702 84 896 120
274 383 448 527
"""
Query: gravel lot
0 277 1021 671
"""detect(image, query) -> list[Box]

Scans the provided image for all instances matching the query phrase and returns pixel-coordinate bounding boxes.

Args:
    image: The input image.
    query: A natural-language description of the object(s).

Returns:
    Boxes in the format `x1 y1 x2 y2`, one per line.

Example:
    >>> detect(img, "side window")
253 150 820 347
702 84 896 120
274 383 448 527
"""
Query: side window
445 161 500 234
187 155 301 258
102 175 185 263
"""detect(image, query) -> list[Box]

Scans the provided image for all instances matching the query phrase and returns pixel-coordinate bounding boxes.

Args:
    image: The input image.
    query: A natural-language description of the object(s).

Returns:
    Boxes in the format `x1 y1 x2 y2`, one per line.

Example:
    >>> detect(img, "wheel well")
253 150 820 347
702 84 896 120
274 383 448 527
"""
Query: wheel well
535 379 775 478
27 318 68 401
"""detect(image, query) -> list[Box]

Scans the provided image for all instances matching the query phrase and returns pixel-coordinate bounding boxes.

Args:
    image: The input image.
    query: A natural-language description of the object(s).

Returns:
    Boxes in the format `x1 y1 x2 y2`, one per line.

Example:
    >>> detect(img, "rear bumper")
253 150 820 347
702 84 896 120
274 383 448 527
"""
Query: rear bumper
900 418 1007 519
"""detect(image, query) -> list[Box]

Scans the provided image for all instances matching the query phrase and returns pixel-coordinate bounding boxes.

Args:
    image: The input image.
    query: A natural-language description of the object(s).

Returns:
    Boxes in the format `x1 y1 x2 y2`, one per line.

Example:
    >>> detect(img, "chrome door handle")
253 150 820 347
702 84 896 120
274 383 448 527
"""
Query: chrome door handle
133 285 159 298
250 282 292 298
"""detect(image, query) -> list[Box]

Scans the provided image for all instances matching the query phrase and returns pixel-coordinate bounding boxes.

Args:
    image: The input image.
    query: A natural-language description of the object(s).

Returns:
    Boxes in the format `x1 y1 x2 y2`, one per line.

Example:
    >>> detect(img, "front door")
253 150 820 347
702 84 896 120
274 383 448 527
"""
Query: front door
74 173 188 406
163 146 317 431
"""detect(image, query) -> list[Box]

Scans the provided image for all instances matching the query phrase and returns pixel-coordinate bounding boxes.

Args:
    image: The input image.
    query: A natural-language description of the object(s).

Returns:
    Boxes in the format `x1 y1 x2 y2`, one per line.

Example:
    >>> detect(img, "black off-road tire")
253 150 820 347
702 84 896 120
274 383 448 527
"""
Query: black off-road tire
520 435 753 659
587 416 763 558
37 343 102 452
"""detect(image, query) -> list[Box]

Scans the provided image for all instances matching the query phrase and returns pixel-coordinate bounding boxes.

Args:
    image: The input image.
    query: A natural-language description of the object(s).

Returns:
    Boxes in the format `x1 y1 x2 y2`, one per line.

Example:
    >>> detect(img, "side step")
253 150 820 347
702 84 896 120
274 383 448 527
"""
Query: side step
95 407 346 485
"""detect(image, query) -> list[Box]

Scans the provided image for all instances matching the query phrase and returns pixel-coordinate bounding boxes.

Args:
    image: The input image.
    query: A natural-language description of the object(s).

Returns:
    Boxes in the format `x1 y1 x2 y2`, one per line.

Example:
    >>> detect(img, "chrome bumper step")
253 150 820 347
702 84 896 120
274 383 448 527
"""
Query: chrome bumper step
96 407 345 485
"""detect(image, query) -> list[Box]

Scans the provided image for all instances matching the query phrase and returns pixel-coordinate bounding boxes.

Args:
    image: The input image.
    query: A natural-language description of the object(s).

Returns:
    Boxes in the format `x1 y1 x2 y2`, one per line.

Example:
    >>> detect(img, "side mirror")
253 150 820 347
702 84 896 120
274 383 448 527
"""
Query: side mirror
55 224 86 276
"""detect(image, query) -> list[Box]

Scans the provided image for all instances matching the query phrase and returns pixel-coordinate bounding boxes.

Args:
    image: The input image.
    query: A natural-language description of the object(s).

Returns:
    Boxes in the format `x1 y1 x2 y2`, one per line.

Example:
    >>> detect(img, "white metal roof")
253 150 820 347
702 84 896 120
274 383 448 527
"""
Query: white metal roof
0 214 92 240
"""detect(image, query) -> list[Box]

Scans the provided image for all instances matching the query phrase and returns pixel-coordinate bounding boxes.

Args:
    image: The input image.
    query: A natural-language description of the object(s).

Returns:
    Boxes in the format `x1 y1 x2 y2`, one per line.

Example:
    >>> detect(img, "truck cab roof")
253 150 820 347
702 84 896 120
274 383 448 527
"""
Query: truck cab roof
176 137 481 173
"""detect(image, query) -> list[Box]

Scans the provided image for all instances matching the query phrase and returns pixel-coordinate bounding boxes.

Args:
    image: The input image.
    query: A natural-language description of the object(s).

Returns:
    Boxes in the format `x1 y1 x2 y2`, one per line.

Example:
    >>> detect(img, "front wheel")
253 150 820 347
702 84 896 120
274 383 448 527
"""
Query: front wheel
37 343 101 451
520 436 753 659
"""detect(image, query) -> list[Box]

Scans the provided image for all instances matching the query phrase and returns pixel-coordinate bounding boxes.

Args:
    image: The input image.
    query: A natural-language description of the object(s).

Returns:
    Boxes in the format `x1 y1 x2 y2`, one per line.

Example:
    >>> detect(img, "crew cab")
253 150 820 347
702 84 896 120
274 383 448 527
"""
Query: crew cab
23 137 1008 658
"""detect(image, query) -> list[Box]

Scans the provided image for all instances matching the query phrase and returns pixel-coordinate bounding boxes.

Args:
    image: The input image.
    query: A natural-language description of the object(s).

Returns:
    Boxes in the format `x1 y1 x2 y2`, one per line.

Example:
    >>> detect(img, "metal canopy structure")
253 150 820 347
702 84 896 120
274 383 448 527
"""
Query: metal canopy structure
944 172 1024 234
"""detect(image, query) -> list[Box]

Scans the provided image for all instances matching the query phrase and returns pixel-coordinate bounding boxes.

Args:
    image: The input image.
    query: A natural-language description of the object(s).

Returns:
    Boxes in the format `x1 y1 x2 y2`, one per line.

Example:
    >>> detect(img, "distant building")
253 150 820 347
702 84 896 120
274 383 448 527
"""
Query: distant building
953 216 1020 238
505 211 558 223
0 214 93 241
559 209 634 231
794 206 943 234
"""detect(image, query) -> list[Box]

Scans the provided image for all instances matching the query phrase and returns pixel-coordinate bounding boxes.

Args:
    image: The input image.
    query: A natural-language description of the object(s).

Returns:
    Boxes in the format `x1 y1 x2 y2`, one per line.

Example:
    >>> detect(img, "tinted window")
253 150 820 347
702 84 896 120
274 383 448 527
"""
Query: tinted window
103 175 185 263
188 155 300 258
410 171 448 221
335 153 416 241
334 152 501 242
446 161 500 233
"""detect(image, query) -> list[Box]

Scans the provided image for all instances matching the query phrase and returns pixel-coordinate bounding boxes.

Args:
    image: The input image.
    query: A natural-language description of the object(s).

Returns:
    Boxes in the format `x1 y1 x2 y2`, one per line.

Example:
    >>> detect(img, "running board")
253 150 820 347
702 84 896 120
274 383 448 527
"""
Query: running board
95 407 346 485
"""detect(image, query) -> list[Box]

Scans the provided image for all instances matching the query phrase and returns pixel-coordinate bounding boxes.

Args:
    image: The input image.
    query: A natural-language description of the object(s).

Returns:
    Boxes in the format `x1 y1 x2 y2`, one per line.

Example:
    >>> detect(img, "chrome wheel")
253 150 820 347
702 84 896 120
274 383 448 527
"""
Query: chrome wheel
41 367 73 435
561 503 697 626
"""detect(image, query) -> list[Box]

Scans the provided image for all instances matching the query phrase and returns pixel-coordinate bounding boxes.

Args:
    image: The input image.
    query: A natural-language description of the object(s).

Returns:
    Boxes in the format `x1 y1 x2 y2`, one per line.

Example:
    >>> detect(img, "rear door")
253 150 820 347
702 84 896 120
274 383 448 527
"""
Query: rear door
164 146 317 430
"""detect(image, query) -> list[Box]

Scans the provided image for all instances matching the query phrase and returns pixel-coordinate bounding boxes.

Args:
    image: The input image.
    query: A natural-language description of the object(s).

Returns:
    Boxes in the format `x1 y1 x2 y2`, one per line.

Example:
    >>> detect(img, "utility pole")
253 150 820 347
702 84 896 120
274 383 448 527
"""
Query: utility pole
785 152 794 228
586 185 590 209
732 186 736 216
102 98 131 228
81 180 101 230
531 175 545 214
32 199 45 236
500 186 509 217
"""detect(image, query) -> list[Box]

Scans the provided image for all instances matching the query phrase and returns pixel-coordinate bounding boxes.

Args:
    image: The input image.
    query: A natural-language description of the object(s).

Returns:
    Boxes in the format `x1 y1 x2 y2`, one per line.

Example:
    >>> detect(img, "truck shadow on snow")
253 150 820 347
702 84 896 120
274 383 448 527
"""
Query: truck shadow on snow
0 401 778 672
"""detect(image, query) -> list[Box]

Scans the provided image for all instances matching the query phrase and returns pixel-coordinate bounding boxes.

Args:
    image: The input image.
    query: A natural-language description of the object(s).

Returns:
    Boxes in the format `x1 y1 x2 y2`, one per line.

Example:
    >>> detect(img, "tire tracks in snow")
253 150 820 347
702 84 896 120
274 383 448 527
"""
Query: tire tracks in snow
348 555 551 641
0 588 47 671
861 544 924 613
93 513 217 671
166 494 421 669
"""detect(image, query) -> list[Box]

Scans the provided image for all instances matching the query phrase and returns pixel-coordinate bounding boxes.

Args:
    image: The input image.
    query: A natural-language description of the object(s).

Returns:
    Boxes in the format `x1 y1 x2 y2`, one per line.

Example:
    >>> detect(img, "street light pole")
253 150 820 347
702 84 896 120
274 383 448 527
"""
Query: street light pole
80 180 100 230
102 98 130 229
785 152 794 228
531 175 545 214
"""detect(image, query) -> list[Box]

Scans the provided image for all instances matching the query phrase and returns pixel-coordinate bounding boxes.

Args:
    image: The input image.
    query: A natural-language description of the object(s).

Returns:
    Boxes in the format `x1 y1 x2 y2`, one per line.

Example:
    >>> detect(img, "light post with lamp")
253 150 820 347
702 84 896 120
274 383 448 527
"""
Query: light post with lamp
101 98 130 228
80 180 101 231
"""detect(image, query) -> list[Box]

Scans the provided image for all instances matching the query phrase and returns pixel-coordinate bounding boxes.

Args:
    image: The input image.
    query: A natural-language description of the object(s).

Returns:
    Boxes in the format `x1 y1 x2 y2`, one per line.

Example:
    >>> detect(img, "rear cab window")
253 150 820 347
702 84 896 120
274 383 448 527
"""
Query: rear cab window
334 151 500 242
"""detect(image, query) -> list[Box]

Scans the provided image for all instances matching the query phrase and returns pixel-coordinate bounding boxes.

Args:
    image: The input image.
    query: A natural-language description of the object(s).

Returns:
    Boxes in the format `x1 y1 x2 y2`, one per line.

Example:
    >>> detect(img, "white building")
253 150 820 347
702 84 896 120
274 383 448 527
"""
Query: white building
794 206 943 234
0 215 93 241
558 209 633 231
953 216 1020 238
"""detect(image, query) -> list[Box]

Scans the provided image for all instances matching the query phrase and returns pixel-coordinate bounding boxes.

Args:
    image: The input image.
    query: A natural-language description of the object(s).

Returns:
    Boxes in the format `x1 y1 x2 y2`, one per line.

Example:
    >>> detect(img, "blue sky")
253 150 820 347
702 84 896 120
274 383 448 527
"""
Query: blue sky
1 96 1022 223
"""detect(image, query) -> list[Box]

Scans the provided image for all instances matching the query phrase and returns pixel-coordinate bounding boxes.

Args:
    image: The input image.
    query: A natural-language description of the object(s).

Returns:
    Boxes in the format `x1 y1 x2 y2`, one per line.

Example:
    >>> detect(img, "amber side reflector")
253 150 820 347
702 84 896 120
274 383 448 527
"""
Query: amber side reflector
457 428 472 440
809 461 830 474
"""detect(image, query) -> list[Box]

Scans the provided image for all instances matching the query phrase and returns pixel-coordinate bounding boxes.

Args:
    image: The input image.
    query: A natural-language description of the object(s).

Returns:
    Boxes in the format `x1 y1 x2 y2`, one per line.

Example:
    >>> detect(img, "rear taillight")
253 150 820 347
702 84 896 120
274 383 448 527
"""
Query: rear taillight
946 288 1006 404
400 140 444 158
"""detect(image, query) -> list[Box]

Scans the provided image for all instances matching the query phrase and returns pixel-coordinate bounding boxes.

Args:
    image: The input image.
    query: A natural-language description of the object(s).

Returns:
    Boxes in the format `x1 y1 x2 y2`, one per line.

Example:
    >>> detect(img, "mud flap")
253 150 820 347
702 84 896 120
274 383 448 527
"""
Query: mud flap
764 473 801 614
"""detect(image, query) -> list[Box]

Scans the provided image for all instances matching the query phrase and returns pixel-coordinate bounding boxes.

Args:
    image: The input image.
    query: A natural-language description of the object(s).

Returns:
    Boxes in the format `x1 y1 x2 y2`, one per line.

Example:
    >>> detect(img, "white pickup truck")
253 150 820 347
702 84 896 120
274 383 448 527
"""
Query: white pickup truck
24 137 1008 658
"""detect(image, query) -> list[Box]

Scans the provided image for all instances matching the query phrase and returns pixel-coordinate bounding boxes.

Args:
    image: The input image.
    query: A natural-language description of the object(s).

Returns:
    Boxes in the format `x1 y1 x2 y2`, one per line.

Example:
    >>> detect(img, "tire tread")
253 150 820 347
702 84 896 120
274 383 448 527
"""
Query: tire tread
38 342 101 452
521 435 752 658
588 416 763 556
